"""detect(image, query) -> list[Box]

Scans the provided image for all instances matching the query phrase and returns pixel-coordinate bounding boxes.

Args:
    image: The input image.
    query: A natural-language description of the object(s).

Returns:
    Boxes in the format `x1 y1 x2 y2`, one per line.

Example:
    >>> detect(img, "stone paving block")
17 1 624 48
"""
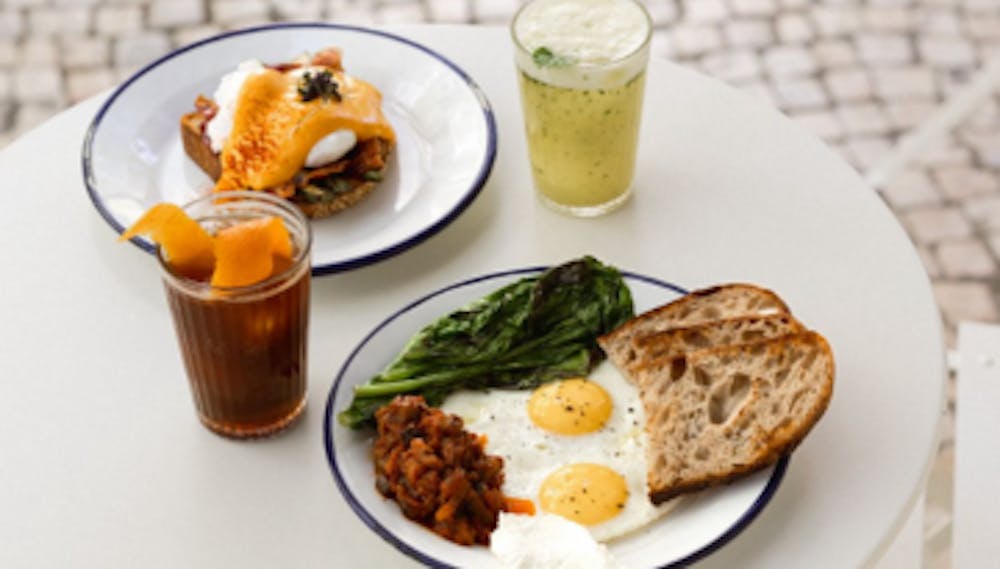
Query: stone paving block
66 68 116 103
779 0 809 7
5 0 49 8
918 8 962 35
813 40 858 67
903 206 973 243
642 0 680 26
824 67 872 103
790 109 845 141
856 33 913 65
735 81 777 108
0 101 12 129
963 0 1000 13
881 168 943 209
114 32 172 68
13 66 63 104
933 166 999 200
919 36 978 68
872 66 937 102
0 42 15 66
811 6 862 38
885 100 937 130
731 0 778 18
916 245 942 279
684 0 727 23
0 72 10 101
862 6 914 32
965 15 1000 40
777 13 815 44
961 99 998 134
938 240 997 277
60 36 111 69
28 7 92 35
0 9 25 40
838 103 892 136
95 5 144 36
221 17 276 30
326 0 376 26
377 1 427 22
17 39 58 65
919 139 974 166
149 0 207 28
269 0 324 20
427 0 470 23
989 232 1000 259
172 24 224 47
763 45 818 77
473 0 515 23
844 135 893 169
211 0 270 23
964 195 1000 231
12 102 61 135
933 280 999 323
771 77 829 110
673 25 723 57
699 50 762 83
723 19 774 49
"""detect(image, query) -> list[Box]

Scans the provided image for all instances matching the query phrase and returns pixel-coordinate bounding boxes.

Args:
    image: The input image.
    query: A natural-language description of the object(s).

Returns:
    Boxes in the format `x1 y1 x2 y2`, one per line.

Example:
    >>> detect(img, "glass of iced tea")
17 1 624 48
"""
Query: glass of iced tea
159 191 311 438
512 0 652 217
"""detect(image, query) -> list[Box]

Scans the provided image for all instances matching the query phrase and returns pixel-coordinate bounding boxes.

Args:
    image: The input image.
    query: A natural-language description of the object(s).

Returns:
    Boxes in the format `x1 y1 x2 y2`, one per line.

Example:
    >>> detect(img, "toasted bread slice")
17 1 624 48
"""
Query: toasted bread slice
637 331 834 504
179 108 390 220
180 108 222 181
597 284 791 373
626 313 805 378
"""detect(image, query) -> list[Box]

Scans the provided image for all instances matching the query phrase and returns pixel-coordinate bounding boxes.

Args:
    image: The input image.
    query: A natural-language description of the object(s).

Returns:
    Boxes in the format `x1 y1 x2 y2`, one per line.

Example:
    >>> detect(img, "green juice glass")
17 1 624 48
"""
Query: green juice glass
512 0 652 217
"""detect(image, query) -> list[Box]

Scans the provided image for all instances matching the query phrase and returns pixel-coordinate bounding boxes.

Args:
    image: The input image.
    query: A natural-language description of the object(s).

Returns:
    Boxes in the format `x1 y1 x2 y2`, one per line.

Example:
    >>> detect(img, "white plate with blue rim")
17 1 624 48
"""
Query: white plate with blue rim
324 264 787 568
83 23 496 275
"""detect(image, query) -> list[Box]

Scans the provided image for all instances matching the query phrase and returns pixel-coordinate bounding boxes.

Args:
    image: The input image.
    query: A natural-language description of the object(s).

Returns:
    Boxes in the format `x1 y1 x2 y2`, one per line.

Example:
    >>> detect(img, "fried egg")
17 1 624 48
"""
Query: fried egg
440 361 675 542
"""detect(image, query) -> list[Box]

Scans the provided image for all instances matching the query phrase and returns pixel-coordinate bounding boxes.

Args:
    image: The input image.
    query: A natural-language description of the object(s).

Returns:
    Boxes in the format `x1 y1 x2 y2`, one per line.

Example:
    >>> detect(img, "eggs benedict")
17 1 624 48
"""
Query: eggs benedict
180 47 396 219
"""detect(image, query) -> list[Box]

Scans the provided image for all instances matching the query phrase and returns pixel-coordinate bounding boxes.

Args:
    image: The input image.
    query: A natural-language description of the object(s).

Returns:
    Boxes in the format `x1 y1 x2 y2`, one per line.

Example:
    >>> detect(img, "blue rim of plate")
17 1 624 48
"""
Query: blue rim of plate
322 266 788 568
81 22 498 276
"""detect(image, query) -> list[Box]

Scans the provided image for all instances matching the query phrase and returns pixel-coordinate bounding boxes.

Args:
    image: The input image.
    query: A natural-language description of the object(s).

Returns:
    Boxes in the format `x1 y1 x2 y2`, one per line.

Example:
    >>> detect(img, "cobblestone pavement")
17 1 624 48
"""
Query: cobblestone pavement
3 0 997 566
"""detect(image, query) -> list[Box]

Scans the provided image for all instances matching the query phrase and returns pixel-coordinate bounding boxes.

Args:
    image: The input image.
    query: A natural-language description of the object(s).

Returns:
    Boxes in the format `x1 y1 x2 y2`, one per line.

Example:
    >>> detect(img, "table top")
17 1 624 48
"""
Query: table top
0 24 944 569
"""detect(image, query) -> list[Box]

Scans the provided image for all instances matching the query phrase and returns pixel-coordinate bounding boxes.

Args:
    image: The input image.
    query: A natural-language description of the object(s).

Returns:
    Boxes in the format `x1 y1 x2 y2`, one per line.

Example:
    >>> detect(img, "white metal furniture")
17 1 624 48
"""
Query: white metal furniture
0 24 945 569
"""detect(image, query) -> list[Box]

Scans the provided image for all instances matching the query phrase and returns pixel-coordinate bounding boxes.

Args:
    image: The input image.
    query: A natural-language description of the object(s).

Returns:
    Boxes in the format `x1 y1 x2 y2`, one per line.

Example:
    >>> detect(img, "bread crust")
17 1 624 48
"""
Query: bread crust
597 283 792 374
639 331 834 505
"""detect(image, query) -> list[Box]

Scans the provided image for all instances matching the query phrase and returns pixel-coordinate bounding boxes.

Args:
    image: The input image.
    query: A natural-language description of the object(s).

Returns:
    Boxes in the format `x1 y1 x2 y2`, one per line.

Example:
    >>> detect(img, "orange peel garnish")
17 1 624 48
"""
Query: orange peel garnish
120 203 294 287
120 203 215 280
211 216 293 288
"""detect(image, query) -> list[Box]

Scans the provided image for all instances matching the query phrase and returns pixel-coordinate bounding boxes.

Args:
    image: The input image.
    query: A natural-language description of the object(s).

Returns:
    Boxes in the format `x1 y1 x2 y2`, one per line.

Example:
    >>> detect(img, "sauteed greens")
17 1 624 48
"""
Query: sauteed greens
338 256 634 429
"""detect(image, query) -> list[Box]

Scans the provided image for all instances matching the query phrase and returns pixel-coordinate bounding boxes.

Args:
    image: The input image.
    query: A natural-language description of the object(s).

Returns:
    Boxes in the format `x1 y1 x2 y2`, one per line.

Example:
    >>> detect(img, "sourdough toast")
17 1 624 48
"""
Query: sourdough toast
638 331 834 504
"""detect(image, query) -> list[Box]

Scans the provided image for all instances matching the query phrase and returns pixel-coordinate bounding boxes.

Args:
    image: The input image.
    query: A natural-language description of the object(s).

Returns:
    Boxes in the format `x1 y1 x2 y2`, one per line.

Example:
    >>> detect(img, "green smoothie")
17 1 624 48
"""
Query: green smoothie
512 0 652 216
518 70 646 210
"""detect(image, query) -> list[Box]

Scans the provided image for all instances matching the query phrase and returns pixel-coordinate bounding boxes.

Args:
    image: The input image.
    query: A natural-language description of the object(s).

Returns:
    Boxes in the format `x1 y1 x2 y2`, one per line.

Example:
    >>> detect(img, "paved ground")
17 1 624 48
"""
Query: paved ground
3 0 997 566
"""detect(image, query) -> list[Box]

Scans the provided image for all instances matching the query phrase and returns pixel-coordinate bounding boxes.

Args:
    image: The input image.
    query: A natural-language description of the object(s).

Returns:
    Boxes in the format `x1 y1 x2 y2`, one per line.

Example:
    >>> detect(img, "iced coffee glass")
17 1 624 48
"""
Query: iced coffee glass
512 0 652 216
159 191 312 438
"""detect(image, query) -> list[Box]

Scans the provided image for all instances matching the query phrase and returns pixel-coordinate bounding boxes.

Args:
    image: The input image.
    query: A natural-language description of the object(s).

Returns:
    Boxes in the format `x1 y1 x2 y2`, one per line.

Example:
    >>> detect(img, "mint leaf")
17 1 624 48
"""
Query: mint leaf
532 47 574 68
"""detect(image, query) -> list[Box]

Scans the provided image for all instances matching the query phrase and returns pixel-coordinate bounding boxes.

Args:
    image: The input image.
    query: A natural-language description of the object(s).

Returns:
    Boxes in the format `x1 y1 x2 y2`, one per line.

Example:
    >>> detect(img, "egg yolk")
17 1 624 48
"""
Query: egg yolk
527 378 612 435
538 463 628 526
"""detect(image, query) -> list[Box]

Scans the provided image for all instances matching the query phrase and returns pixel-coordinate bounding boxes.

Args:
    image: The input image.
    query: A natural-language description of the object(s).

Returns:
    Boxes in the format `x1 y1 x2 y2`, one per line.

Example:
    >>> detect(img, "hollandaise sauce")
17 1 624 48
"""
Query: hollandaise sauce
216 67 395 192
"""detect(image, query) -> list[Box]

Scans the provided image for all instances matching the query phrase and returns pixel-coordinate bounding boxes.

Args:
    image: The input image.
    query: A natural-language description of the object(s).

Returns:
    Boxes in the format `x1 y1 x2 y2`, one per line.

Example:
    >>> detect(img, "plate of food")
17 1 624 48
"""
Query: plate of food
324 257 835 568
83 23 497 275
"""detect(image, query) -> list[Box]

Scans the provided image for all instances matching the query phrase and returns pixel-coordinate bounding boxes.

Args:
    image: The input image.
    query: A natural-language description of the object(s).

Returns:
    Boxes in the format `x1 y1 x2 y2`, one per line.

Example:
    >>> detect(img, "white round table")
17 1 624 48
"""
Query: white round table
0 24 944 569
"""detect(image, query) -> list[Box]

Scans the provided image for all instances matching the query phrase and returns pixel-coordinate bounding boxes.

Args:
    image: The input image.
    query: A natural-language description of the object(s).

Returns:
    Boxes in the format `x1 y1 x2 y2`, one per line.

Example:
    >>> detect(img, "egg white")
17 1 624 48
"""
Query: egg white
440 361 675 542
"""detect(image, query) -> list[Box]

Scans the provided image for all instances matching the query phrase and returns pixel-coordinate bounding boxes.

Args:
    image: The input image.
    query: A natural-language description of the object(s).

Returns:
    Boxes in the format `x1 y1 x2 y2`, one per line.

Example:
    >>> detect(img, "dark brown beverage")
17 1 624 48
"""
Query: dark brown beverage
159 191 312 438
